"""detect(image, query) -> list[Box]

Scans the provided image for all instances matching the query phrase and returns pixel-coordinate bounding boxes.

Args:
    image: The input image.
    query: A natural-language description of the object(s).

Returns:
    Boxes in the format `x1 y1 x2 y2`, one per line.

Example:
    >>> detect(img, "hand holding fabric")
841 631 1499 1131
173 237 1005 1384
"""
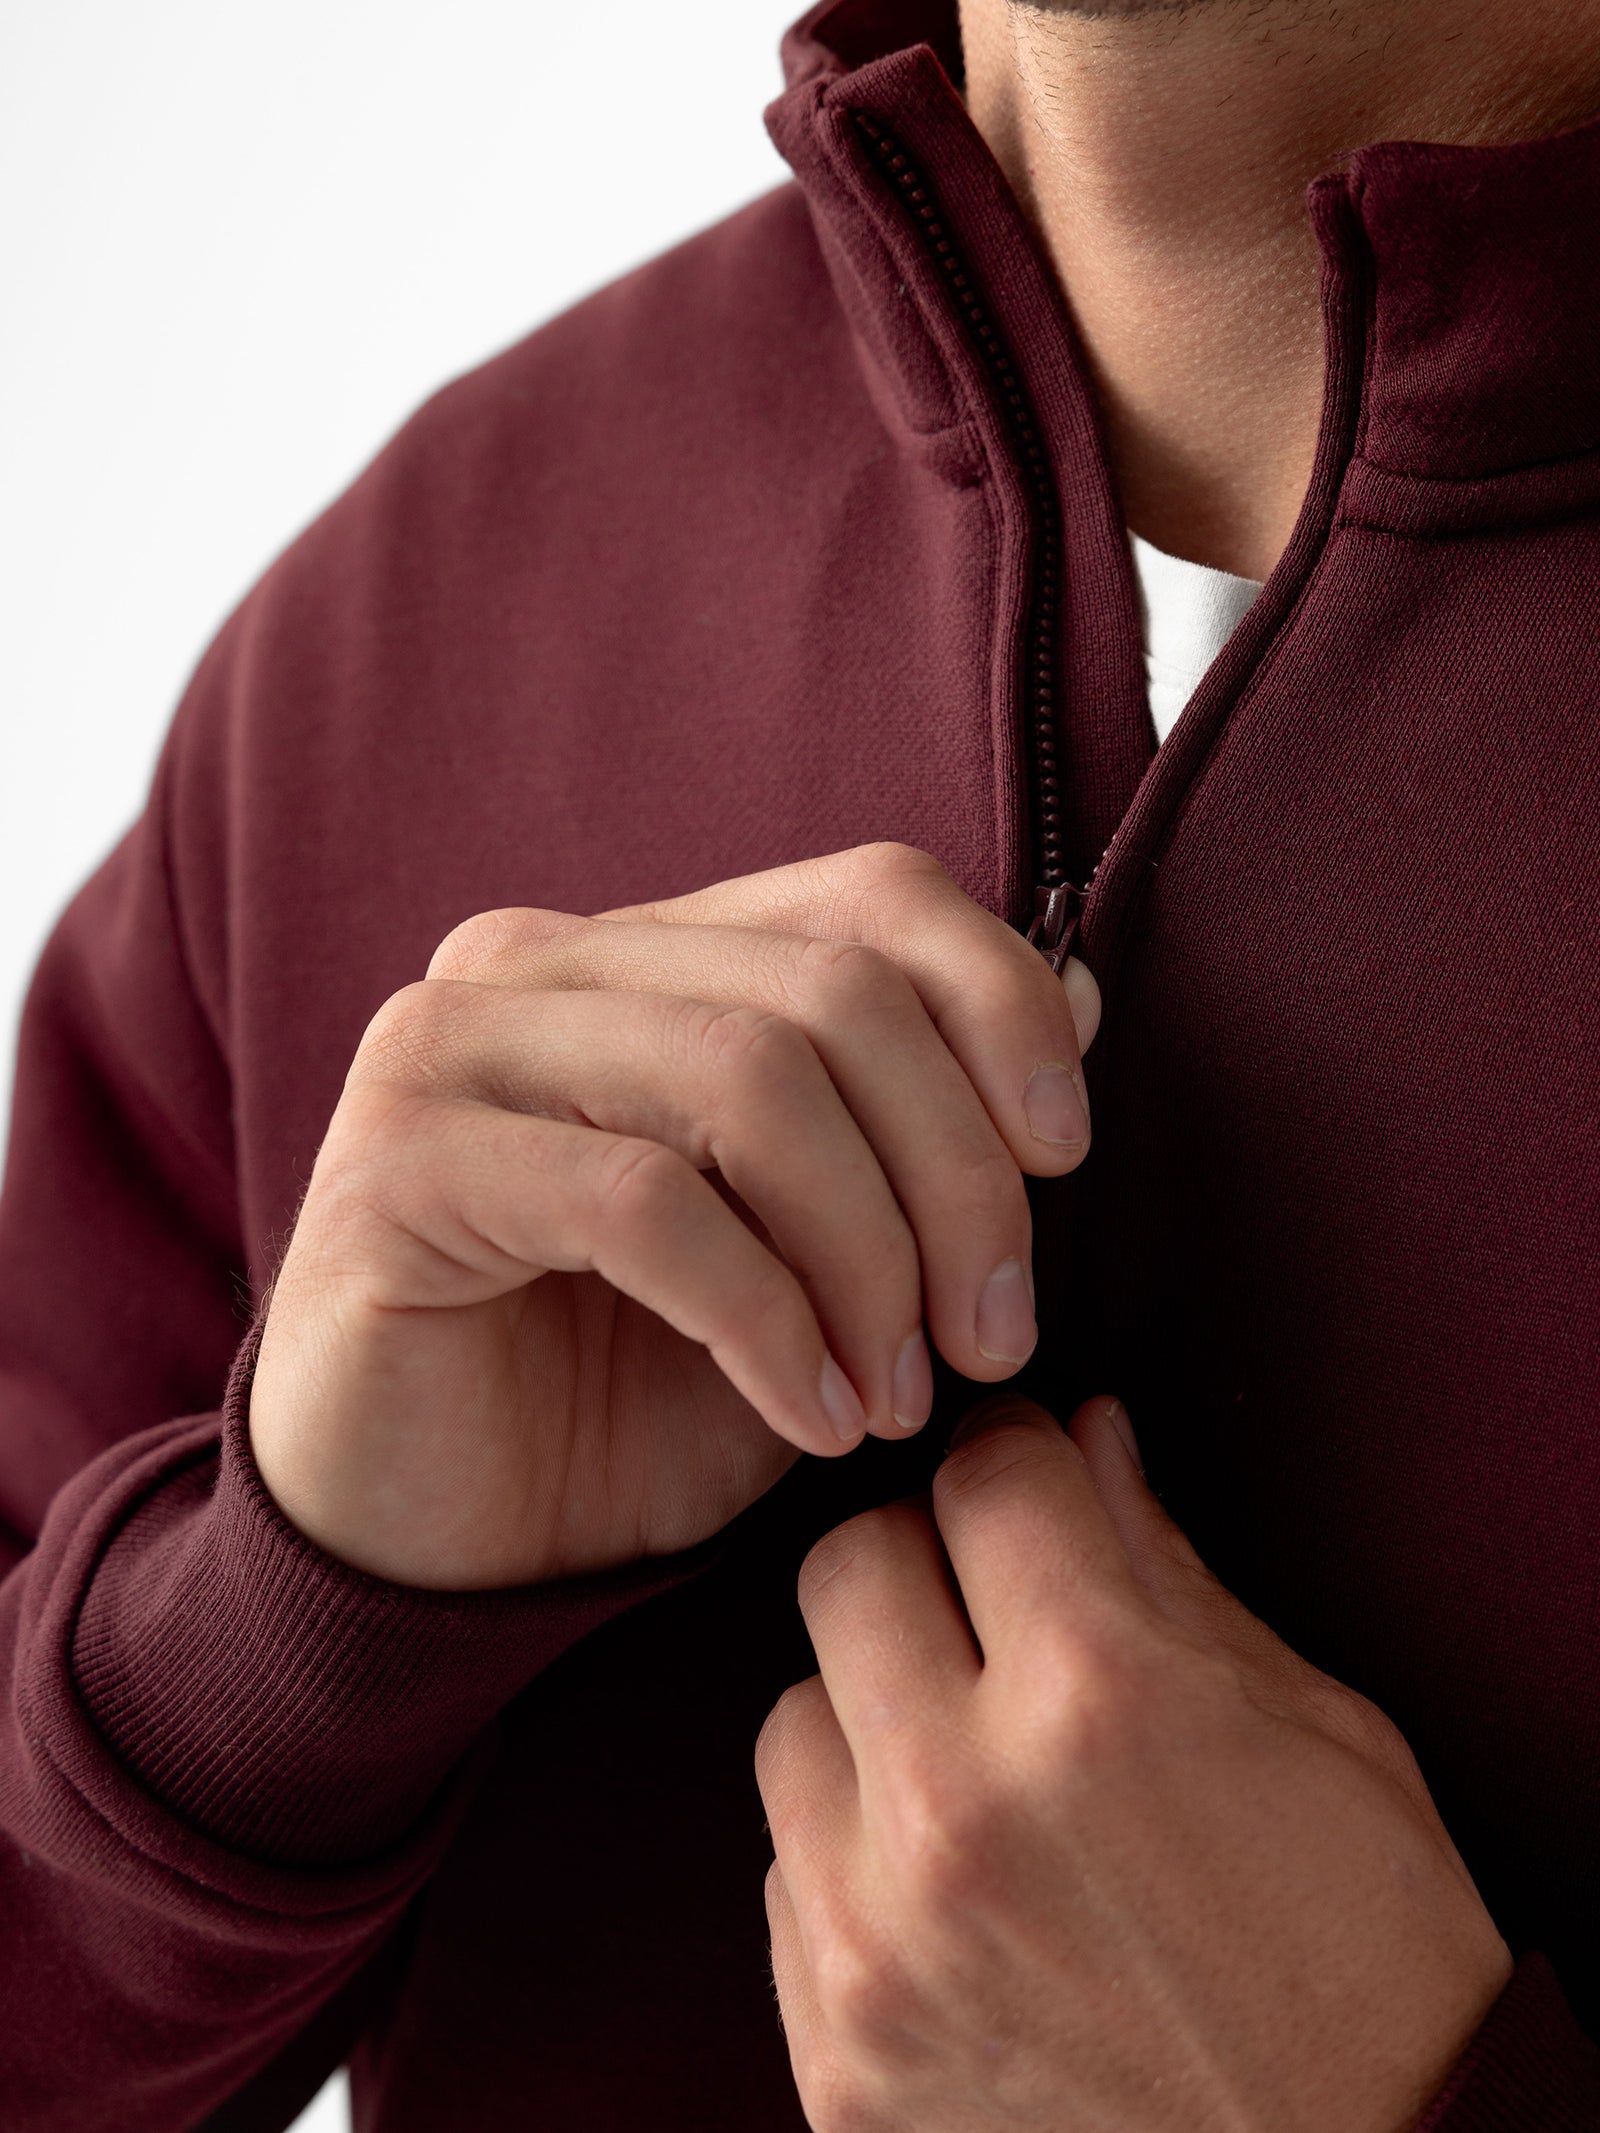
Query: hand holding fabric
757 1396 1512 2133
247 844 1099 1591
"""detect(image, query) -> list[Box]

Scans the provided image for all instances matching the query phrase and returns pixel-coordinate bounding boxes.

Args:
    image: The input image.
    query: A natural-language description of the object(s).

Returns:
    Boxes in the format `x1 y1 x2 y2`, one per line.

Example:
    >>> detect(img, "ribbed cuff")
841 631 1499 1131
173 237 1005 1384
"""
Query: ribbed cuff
70 1316 726 1867
1414 1951 1600 2130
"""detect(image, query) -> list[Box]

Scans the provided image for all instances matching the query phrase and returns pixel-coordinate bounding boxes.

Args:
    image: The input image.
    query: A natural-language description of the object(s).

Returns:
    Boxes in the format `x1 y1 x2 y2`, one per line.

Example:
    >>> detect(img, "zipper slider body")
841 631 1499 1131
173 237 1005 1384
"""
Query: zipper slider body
1026 880 1084 974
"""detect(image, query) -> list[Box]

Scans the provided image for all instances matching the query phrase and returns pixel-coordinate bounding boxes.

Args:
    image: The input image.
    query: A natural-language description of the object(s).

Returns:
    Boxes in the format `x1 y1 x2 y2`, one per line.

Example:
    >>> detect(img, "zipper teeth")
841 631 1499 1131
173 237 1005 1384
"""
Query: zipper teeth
853 114 1067 894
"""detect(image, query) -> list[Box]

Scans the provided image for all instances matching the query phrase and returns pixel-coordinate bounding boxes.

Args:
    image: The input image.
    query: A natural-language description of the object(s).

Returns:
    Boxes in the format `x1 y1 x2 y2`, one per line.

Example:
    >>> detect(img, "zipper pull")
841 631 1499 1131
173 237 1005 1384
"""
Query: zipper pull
1026 881 1085 975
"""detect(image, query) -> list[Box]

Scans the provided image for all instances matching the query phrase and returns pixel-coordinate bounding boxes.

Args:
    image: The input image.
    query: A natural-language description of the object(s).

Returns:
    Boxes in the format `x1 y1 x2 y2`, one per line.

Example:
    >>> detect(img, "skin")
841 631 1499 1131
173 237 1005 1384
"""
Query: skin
959 0 1600 575
252 845 1505 2129
245 0 1599 2113
250 845 1101 1587
758 1397 1510 2132
756 0 1600 2112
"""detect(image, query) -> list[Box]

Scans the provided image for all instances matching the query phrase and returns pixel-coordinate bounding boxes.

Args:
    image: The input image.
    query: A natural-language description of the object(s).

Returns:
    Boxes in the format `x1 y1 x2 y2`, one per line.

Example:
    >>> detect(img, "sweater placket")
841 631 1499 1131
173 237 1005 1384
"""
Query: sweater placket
768 23 1378 1020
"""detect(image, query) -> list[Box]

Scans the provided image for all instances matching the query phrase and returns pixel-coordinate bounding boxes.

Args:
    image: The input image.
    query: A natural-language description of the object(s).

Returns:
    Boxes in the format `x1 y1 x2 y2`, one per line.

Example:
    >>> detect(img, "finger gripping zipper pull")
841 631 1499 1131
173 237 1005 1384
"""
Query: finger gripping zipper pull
1026 882 1085 975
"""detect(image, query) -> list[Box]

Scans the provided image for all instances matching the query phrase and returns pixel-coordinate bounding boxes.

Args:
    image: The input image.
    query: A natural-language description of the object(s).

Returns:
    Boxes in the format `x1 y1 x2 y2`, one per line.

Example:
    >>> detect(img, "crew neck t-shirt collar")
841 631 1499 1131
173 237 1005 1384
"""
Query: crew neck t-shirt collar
1128 532 1264 748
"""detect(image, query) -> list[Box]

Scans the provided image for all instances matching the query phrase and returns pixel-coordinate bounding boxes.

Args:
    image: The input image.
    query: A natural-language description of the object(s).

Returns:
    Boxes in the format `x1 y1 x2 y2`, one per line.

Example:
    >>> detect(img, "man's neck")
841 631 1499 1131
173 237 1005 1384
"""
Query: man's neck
958 0 1600 579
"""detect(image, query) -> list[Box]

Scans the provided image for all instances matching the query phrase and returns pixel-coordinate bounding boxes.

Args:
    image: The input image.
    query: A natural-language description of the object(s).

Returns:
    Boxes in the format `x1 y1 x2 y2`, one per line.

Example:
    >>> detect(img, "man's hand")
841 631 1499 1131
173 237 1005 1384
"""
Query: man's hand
248 844 1100 1589
756 1397 1513 2133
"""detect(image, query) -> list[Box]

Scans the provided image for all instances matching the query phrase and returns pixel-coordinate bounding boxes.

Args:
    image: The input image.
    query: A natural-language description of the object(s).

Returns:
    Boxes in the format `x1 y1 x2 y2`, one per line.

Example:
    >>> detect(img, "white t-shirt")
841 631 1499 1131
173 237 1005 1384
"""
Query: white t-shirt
1129 532 1263 747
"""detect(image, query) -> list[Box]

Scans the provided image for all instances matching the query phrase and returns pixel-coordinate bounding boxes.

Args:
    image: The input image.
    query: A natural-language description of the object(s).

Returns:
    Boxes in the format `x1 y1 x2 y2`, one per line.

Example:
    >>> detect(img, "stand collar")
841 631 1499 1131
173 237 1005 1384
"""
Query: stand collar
769 0 1600 494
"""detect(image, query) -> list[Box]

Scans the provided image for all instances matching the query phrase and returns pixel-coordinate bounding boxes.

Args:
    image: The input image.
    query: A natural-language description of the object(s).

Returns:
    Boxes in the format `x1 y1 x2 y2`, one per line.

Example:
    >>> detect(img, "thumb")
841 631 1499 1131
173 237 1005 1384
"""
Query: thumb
1066 1397 1266 1656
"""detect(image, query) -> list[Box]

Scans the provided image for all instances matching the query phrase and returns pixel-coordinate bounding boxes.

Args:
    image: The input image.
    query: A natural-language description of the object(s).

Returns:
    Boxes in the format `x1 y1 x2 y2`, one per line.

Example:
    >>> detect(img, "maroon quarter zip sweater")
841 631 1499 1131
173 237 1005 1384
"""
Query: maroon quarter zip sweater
4 3 1600 2125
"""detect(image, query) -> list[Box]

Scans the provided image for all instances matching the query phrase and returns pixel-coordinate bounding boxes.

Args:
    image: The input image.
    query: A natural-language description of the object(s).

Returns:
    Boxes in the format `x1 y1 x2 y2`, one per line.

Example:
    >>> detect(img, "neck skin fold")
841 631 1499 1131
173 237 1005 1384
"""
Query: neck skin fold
957 0 1600 578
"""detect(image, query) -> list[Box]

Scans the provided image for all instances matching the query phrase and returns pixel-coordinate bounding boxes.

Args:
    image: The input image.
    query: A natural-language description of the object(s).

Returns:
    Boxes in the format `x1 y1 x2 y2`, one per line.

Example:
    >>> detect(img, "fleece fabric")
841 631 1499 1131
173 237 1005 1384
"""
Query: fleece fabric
3 1 1599 2124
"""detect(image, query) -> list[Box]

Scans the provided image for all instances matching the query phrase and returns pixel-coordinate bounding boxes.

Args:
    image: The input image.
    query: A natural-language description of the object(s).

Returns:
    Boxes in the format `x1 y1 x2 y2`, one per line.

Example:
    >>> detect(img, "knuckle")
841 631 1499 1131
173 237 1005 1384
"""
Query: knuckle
752 1712 785 1795
354 980 437 1068
940 1131 1031 1225
788 934 902 1020
934 1424 1043 1511
353 980 477 1086
320 1083 448 1220
1077 1648 1158 1750
806 2064 883 2133
298 1084 436 1251
820 842 957 951
846 840 945 890
695 1001 816 1098
592 1135 694 1234
796 1510 884 1611
812 1922 917 2056
799 2059 878 2133
425 906 545 981
1033 1627 1164 1766
884 1755 996 1906
741 1254 812 1351
321 1080 430 1193
1315 1677 1412 1772
754 1677 819 1789
329 1073 421 1151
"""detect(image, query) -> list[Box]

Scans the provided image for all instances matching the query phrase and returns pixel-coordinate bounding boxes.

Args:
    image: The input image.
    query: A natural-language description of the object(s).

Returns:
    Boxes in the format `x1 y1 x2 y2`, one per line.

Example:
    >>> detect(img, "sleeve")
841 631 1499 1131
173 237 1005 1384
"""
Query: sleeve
0 681 725 2127
1412 1950 1600 2131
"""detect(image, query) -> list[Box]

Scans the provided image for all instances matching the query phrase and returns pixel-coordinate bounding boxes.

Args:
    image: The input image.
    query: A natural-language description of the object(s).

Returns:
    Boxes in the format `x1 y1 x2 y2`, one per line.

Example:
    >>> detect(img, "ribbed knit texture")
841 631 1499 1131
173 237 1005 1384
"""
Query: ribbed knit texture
2 1 1599 2124
69 1312 726 1866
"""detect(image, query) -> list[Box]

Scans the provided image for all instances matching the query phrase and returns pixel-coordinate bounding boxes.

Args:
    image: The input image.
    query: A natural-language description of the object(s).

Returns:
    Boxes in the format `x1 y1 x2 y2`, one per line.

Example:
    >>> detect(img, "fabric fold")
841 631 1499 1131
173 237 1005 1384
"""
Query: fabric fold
68 1313 728 1869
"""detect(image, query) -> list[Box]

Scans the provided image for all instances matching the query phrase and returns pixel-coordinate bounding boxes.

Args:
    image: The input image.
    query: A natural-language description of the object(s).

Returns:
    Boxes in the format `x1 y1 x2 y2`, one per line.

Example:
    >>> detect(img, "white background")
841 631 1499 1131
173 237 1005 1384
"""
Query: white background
0 0 799 1125
0 3 800 2125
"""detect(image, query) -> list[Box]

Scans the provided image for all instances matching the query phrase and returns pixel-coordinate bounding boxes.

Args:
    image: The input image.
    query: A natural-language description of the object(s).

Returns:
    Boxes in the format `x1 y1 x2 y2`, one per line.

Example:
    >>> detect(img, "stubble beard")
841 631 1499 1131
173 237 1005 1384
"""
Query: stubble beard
1011 0 1228 15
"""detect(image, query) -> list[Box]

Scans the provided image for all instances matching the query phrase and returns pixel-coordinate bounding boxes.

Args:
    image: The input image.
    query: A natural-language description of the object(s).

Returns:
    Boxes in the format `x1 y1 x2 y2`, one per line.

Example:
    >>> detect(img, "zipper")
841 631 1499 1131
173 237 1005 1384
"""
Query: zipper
853 115 1085 974
853 126 1372 1004
1025 879 1086 975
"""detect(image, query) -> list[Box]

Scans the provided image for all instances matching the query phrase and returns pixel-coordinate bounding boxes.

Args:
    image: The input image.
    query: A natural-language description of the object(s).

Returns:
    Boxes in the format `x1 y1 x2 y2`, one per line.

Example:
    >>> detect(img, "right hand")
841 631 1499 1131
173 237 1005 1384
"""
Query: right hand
248 844 1102 1590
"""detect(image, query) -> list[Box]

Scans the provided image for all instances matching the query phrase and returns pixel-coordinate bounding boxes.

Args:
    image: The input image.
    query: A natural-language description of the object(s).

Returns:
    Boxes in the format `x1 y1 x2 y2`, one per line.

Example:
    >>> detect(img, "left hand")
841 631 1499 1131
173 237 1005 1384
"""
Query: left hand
755 1395 1512 2133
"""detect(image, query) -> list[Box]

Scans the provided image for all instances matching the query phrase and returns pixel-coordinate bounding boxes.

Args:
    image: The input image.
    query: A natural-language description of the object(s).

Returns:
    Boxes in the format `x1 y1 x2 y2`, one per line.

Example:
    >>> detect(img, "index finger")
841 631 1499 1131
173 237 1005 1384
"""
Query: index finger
604 841 1102 1177
931 1396 1145 1674
796 1497 981 1756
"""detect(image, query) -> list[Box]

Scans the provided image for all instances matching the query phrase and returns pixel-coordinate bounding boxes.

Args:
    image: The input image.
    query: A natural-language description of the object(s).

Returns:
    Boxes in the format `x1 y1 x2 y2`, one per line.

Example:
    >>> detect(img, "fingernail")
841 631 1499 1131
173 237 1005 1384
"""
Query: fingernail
820 1353 867 1443
1023 1062 1090 1149
892 1329 934 1430
1105 1397 1143 1473
975 1259 1037 1364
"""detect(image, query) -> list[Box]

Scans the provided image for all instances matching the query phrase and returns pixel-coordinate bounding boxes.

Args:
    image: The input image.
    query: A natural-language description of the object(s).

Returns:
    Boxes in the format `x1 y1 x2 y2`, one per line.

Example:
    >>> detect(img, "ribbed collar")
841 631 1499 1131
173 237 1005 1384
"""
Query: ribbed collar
768 0 1600 513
